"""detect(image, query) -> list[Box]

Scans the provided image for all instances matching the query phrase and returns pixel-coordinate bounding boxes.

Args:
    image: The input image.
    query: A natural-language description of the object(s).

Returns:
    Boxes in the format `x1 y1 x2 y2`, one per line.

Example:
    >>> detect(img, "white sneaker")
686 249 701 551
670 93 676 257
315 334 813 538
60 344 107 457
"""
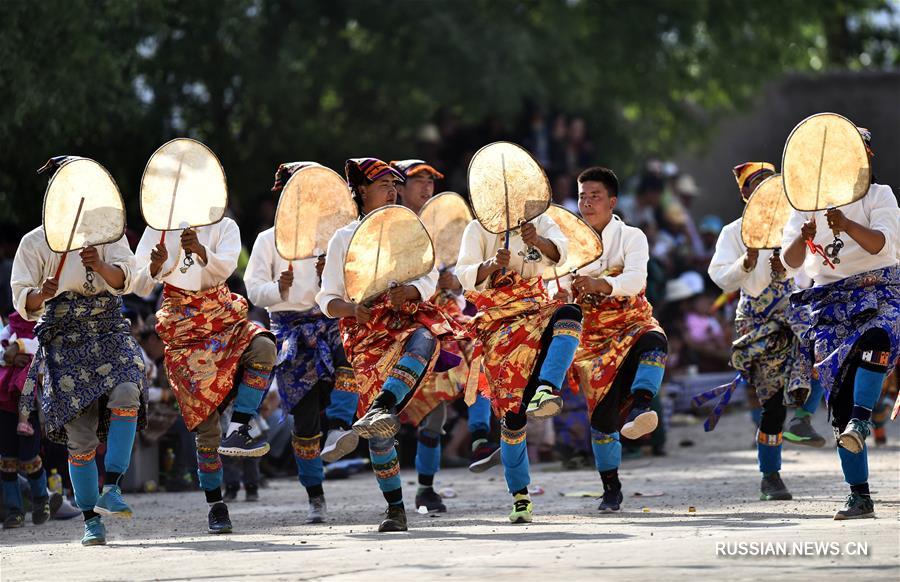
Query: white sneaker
320 428 359 463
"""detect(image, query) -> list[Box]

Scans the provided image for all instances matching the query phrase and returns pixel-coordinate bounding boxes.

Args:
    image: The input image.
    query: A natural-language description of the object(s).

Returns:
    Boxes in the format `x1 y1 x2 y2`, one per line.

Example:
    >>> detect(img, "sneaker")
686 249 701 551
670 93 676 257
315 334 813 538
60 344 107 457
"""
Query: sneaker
307 495 327 524
784 415 826 447
218 425 271 458
837 419 871 454
378 504 408 532
81 516 107 546
509 493 533 523
760 472 793 501
415 487 447 513
207 502 233 534
223 485 239 503
32 496 51 525
833 492 875 520
598 489 623 512
352 405 400 440
94 485 133 518
468 440 501 473
16 421 34 436
321 428 359 463
3 511 25 529
525 385 563 419
620 406 658 440
244 485 259 502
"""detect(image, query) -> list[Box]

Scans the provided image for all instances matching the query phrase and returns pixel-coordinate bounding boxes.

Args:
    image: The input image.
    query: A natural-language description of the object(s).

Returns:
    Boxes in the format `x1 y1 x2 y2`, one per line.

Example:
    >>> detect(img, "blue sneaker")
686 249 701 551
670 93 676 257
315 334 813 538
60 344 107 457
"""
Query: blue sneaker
81 516 107 546
94 485 133 518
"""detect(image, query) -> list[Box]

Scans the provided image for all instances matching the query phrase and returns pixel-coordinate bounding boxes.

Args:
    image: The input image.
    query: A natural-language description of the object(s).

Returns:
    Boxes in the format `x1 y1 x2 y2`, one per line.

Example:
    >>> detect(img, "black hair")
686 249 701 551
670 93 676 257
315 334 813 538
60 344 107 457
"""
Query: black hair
577 166 619 197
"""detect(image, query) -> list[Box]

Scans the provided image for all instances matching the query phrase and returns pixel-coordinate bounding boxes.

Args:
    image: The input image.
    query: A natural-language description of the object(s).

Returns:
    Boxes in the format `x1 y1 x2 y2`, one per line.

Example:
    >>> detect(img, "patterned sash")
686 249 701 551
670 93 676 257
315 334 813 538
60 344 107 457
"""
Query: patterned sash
339 293 460 416
791 265 900 398
464 272 559 416
21 292 146 444
570 283 662 415
156 284 270 430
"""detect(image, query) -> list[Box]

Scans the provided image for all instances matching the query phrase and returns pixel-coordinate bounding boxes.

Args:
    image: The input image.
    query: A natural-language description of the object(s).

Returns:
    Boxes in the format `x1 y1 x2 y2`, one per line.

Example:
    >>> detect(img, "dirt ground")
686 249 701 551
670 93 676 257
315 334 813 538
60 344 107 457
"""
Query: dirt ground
1 410 898 581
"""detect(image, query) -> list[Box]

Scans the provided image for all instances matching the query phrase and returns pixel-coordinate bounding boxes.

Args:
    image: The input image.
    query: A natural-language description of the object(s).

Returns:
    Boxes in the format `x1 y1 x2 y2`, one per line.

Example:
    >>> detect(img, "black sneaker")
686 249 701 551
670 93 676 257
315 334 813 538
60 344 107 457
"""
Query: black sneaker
468 440 501 473
378 504 408 532
784 415 826 448
598 488 623 512
760 472 792 501
620 405 658 440
3 511 25 529
245 485 259 502
223 485 239 503
207 502 233 534
414 487 447 513
833 492 875 520
218 425 271 458
32 496 51 525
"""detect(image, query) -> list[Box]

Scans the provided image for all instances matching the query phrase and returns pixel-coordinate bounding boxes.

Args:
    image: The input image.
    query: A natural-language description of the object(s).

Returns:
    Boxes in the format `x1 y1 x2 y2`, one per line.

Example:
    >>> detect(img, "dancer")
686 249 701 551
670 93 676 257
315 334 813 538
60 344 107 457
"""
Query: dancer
456 182 581 523
135 211 277 534
709 161 825 503
563 166 667 513
14 156 145 545
316 158 458 532
244 161 360 524
781 128 899 519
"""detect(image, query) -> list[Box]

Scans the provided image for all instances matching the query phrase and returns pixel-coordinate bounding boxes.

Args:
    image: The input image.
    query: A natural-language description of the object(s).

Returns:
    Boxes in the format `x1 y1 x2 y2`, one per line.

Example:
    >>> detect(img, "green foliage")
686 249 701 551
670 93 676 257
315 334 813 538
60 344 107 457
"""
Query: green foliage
0 0 895 229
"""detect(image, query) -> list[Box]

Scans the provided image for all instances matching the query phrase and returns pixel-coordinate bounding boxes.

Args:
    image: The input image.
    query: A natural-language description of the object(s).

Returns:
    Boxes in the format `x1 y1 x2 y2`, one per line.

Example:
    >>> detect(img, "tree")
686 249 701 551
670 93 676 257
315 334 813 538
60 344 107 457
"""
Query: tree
1 0 895 230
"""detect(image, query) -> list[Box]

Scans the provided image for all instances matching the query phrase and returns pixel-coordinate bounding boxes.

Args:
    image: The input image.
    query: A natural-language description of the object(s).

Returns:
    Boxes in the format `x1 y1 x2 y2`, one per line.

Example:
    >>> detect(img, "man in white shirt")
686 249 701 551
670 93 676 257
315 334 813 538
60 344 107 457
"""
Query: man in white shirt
316 157 459 532
781 127 899 520
12 156 145 546
455 187 582 524
135 215 277 534
709 161 825 504
563 167 667 513
243 161 358 525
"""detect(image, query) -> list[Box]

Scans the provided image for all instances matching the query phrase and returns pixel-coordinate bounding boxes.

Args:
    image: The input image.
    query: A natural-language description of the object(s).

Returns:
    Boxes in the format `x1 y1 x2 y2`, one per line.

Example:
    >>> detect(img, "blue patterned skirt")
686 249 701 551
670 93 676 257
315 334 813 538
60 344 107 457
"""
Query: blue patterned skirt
271 309 342 413
790 265 900 399
21 292 146 444
732 278 812 405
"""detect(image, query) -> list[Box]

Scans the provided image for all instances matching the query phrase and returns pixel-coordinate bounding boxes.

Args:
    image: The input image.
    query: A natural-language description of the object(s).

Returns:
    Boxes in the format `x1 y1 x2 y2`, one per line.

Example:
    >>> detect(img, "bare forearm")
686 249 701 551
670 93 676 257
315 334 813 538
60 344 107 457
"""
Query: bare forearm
96 263 125 290
783 236 807 268
535 237 560 263
844 220 886 255
327 298 356 319
475 261 500 286
25 290 46 312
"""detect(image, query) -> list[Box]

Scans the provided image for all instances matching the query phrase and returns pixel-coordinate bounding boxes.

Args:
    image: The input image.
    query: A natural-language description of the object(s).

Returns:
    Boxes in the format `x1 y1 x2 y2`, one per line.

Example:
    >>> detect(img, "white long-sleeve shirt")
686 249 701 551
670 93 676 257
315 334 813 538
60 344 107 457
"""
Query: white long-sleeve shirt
244 227 320 313
315 219 439 318
708 218 775 298
456 213 568 292
552 215 648 298
11 227 136 321
133 217 242 295
781 183 899 285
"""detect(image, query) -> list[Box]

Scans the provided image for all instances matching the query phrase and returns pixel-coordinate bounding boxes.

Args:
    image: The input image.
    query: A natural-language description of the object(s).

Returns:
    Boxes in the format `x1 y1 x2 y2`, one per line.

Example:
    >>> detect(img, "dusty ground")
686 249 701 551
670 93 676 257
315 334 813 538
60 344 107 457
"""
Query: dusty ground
1 410 898 581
